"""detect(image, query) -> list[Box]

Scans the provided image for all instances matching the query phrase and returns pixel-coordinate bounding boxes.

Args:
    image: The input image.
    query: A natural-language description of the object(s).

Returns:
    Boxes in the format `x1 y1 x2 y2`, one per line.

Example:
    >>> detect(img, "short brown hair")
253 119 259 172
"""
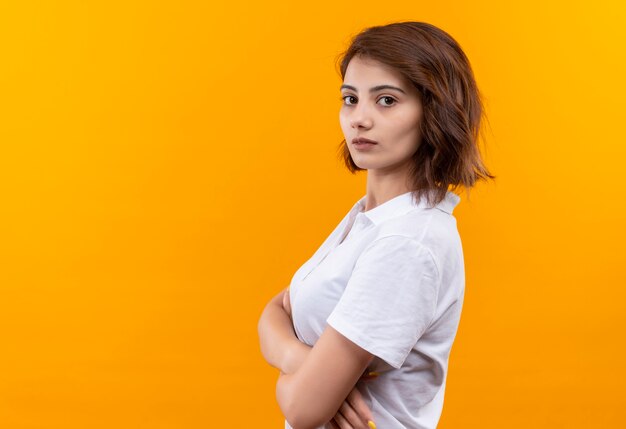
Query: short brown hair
335 21 495 207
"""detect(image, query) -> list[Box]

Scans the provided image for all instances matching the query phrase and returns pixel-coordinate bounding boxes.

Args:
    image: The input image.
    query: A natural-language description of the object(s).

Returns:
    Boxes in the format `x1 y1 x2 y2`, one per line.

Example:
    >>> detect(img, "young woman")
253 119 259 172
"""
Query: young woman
258 21 495 429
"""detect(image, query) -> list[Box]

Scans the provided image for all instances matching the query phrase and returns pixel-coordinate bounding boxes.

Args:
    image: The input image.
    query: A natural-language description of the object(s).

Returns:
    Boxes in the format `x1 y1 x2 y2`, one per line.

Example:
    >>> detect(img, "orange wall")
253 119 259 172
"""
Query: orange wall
1 1 624 428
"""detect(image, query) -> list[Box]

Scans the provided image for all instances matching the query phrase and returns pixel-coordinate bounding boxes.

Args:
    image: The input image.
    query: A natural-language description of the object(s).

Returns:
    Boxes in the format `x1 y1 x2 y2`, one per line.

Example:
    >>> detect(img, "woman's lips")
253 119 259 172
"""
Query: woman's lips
352 137 378 150
352 137 378 144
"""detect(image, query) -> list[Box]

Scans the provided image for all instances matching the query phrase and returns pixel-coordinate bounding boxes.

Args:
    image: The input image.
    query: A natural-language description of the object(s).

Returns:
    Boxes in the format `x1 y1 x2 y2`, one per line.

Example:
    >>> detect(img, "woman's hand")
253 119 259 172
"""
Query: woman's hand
282 288 292 319
326 380 377 429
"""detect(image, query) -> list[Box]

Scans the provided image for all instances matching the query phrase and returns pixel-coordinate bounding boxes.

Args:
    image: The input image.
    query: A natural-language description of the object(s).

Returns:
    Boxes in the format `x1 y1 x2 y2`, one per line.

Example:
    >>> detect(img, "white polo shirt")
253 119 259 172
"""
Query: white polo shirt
285 190 465 429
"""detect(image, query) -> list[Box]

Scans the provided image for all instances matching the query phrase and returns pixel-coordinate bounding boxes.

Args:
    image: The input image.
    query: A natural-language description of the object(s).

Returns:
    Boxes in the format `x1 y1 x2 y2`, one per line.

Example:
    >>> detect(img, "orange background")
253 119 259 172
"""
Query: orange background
1 1 625 428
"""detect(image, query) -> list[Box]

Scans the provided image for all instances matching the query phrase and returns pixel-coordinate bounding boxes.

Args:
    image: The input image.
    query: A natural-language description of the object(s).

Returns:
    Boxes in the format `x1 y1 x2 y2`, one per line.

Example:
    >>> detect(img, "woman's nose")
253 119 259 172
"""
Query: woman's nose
350 103 373 129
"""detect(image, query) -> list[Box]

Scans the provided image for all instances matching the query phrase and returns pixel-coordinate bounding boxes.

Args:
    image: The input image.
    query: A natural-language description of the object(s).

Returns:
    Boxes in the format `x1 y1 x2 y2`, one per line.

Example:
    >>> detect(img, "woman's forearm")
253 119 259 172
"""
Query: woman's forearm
258 289 312 373
282 336 312 374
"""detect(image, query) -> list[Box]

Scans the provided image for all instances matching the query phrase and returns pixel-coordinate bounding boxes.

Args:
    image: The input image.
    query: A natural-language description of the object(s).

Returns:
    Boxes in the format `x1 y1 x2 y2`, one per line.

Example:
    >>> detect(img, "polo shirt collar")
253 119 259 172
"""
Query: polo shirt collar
353 190 461 226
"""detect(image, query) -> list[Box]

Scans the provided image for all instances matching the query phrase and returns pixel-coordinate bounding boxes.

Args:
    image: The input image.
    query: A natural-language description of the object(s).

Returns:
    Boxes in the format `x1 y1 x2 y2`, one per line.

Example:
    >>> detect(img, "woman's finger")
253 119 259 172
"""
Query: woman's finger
327 418 341 429
359 370 379 381
333 410 355 429
282 289 292 317
346 386 375 428
338 398 370 429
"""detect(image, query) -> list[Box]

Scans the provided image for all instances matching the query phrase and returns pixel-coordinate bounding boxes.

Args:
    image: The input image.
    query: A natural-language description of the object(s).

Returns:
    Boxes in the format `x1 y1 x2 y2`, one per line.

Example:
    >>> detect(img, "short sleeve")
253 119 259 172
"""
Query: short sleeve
326 235 440 369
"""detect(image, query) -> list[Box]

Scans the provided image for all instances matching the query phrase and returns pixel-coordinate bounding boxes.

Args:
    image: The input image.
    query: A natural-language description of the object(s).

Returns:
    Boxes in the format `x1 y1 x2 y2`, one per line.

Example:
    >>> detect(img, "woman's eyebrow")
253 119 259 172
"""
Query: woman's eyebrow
340 84 407 94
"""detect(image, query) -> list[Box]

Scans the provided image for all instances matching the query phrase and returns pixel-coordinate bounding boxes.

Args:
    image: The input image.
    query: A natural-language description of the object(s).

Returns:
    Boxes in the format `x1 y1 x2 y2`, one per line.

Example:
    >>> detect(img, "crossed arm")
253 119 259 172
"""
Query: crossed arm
257 287 375 429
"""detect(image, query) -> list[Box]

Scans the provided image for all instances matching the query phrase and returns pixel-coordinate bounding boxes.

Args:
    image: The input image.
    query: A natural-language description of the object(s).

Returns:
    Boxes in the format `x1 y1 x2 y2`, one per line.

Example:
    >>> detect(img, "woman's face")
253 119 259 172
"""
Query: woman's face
339 55 423 173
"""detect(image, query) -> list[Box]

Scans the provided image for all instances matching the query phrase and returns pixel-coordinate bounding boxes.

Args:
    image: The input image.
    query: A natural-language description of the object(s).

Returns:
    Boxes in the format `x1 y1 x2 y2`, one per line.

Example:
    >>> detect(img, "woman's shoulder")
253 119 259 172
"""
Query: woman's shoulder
367 209 463 276
373 208 460 246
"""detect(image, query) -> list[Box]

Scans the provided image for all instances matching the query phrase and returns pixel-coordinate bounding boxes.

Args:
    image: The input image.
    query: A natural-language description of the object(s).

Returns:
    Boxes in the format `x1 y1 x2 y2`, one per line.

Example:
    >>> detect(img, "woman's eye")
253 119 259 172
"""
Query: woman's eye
340 95 396 107
378 96 396 106
341 95 357 105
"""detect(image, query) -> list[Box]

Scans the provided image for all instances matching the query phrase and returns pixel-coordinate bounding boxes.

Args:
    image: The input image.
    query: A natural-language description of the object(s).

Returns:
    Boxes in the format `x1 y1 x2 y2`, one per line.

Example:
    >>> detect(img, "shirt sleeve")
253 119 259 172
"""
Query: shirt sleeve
325 235 440 369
